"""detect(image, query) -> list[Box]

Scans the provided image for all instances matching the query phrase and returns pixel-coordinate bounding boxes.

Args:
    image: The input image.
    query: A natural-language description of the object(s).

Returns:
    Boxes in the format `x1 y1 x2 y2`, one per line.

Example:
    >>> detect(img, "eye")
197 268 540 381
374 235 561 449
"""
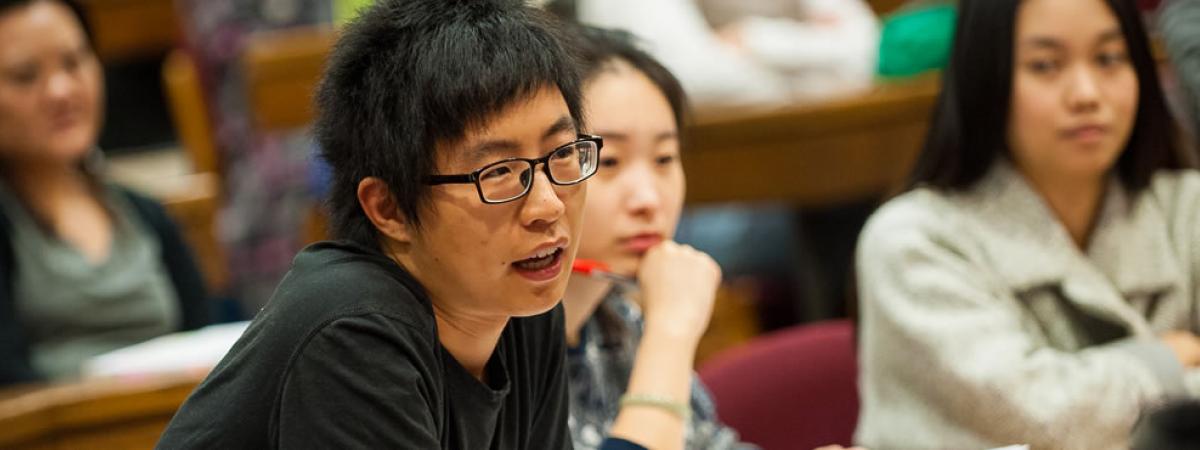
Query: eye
5 66 38 86
600 157 619 168
1096 51 1128 68
551 145 577 160
480 165 513 181
655 154 677 166
1027 59 1061 75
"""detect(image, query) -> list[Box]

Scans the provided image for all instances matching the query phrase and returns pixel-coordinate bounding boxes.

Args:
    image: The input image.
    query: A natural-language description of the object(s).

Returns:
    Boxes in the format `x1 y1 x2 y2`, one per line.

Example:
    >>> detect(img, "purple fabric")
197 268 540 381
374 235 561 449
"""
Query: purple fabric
173 0 333 307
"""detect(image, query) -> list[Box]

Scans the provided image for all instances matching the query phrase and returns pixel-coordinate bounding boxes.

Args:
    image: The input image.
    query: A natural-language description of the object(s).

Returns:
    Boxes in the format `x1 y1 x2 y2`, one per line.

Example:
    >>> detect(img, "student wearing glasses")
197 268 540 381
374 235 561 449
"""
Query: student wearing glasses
559 27 753 450
158 0 598 447
855 0 1200 448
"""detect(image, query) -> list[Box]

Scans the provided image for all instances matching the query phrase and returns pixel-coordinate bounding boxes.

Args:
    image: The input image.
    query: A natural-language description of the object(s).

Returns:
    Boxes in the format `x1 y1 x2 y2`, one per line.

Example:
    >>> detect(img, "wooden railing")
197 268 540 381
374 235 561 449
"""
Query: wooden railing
0 373 204 449
79 0 179 63
203 26 938 210
684 76 937 207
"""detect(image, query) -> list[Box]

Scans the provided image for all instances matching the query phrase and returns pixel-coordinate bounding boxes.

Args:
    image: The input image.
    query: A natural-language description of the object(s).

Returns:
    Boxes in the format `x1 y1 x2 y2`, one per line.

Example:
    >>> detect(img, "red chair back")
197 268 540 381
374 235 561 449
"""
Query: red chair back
698 320 859 450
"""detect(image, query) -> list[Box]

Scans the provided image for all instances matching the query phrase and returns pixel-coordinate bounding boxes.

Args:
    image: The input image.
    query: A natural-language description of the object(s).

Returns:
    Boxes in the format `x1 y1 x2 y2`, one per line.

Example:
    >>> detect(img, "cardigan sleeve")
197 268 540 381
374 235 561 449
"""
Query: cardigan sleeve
0 211 42 386
1149 169 1200 394
599 438 648 450
122 188 212 331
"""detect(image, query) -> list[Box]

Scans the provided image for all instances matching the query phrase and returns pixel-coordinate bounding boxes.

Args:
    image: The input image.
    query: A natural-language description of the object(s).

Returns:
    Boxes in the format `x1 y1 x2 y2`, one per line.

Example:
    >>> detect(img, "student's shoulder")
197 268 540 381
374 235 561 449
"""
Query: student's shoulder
1147 169 1200 238
856 185 1005 276
263 241 436 333
204 242 440 398
860 188 963 249
1148 169 1200 214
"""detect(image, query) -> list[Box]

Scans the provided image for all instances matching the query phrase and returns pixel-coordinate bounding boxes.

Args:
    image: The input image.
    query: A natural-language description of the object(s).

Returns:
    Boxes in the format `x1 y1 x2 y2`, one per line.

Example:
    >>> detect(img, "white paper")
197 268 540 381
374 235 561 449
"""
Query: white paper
82 321 250 378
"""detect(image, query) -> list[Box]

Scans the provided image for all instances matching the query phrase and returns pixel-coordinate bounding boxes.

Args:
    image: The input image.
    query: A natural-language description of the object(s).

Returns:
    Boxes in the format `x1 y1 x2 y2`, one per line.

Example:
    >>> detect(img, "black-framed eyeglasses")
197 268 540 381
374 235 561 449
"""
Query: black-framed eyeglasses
426 135 604 204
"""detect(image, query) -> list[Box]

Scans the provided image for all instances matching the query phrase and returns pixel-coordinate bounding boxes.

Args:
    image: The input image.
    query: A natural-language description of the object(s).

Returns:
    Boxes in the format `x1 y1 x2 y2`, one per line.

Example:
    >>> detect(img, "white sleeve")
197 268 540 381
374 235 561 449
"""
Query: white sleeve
737 0 878 78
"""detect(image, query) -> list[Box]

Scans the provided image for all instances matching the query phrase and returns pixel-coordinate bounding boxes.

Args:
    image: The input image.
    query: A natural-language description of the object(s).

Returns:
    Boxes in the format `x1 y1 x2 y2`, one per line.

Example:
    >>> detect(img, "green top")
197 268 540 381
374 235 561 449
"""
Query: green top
0 182 179 379
877 3 957 78
334 0 375 25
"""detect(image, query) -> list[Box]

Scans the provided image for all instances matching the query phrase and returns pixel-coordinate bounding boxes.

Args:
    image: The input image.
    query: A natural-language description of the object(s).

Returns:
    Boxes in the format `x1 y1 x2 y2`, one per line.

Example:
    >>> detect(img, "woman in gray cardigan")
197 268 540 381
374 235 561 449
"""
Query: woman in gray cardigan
855 0 1200 448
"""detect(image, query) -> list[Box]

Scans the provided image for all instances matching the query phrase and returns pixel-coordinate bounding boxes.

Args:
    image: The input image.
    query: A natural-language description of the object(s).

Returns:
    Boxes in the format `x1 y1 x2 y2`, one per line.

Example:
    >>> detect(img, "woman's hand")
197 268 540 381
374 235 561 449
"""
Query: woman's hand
1162 331 1200 367
636 241 722 345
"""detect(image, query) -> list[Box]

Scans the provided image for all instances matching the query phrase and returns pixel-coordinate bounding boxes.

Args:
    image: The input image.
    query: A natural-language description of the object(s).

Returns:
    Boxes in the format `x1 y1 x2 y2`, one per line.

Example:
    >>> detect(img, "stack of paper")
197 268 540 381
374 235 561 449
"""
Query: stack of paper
82 321 250 379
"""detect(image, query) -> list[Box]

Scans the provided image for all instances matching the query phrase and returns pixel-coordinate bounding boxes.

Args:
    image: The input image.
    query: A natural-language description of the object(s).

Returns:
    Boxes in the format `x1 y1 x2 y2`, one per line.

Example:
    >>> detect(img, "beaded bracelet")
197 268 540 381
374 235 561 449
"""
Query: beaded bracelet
619 393 692 422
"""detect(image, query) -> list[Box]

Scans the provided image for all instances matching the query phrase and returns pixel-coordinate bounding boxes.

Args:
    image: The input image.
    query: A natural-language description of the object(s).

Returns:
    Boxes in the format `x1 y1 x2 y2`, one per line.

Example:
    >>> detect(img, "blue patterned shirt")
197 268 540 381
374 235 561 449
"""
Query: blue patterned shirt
566 287 753 449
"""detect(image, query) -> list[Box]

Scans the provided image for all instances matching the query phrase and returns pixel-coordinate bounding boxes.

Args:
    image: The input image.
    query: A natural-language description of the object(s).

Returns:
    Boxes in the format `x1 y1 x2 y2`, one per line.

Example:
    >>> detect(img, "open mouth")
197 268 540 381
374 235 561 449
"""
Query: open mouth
514 247 564 272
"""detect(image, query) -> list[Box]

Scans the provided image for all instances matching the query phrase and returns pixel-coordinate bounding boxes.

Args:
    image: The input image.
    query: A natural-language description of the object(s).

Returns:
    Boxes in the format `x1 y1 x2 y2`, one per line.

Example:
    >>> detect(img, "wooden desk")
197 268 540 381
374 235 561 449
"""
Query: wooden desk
231 26 937 209
0 373 203 449
243 26 338 131
79 0 179 63
683 75 938 207
868 0 910 16
156 173 226 292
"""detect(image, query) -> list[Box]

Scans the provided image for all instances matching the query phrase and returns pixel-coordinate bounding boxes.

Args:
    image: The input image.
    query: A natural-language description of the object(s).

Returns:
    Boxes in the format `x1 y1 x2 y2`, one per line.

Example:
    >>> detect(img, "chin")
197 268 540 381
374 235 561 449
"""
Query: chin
509 289 563 318
49 139 95 163
1062 156 1120 180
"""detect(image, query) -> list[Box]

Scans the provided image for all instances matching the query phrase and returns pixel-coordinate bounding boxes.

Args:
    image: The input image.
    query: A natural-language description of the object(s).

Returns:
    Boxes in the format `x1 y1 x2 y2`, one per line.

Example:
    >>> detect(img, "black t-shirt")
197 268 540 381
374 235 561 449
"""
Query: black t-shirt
157 241 572 449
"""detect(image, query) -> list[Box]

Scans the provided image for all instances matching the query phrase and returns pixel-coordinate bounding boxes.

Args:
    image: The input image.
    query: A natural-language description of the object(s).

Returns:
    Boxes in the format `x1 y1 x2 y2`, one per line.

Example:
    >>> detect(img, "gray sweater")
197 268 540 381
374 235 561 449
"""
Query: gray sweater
855 162 1200 449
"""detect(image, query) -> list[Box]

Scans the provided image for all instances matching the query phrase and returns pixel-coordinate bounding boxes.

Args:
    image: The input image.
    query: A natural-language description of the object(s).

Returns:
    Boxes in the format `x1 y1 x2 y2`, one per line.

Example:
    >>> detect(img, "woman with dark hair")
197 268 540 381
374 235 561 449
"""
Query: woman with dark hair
562 26 753 450
854 0 1200 447
0 0 210 386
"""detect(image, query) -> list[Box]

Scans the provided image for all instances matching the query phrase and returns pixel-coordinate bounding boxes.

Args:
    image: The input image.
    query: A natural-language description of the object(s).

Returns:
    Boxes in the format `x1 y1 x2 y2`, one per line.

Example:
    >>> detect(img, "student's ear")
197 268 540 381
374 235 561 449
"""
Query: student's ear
357 177 413 244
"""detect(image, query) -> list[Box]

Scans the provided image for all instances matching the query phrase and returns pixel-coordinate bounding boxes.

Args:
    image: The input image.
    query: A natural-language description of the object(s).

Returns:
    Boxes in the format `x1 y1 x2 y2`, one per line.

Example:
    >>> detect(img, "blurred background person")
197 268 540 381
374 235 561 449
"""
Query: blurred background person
855 0 1200 448
547 0 883 334
1160 0 1200 144
0 0 210 386
551 0 878 107
564 26 751 450
172 0 331 311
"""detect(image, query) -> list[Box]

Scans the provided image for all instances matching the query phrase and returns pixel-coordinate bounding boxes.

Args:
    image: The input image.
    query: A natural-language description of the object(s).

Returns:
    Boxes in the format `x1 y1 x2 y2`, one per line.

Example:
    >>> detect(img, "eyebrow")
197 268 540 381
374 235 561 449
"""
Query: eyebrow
466 115 578 163
1095 29 1123 46
1021 28 1124 51
592 130 678 143
544 115 577 140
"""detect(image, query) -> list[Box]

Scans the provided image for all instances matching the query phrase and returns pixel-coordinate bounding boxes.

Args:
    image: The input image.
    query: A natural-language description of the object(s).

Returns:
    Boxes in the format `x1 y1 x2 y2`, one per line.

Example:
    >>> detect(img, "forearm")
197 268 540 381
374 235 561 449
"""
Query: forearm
607 328 698 450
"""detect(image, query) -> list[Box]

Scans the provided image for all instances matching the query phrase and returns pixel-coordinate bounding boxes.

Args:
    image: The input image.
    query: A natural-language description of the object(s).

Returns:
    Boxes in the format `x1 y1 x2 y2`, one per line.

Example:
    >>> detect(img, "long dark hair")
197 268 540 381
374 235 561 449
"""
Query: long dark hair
566 25 691 348
905 0 1187 193
569 25 690 133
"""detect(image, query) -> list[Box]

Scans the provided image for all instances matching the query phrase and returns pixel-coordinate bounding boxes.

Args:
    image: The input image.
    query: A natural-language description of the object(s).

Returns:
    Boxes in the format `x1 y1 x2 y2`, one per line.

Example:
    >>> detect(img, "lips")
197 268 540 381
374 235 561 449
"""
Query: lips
1060 124 1109 143
514 247 562 270
50 114 81 132
621 233 664 254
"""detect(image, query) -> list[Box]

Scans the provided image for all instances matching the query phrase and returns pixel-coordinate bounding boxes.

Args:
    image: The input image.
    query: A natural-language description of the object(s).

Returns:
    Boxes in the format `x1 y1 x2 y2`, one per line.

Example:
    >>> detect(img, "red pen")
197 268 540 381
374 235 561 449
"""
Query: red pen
571 258 638 290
